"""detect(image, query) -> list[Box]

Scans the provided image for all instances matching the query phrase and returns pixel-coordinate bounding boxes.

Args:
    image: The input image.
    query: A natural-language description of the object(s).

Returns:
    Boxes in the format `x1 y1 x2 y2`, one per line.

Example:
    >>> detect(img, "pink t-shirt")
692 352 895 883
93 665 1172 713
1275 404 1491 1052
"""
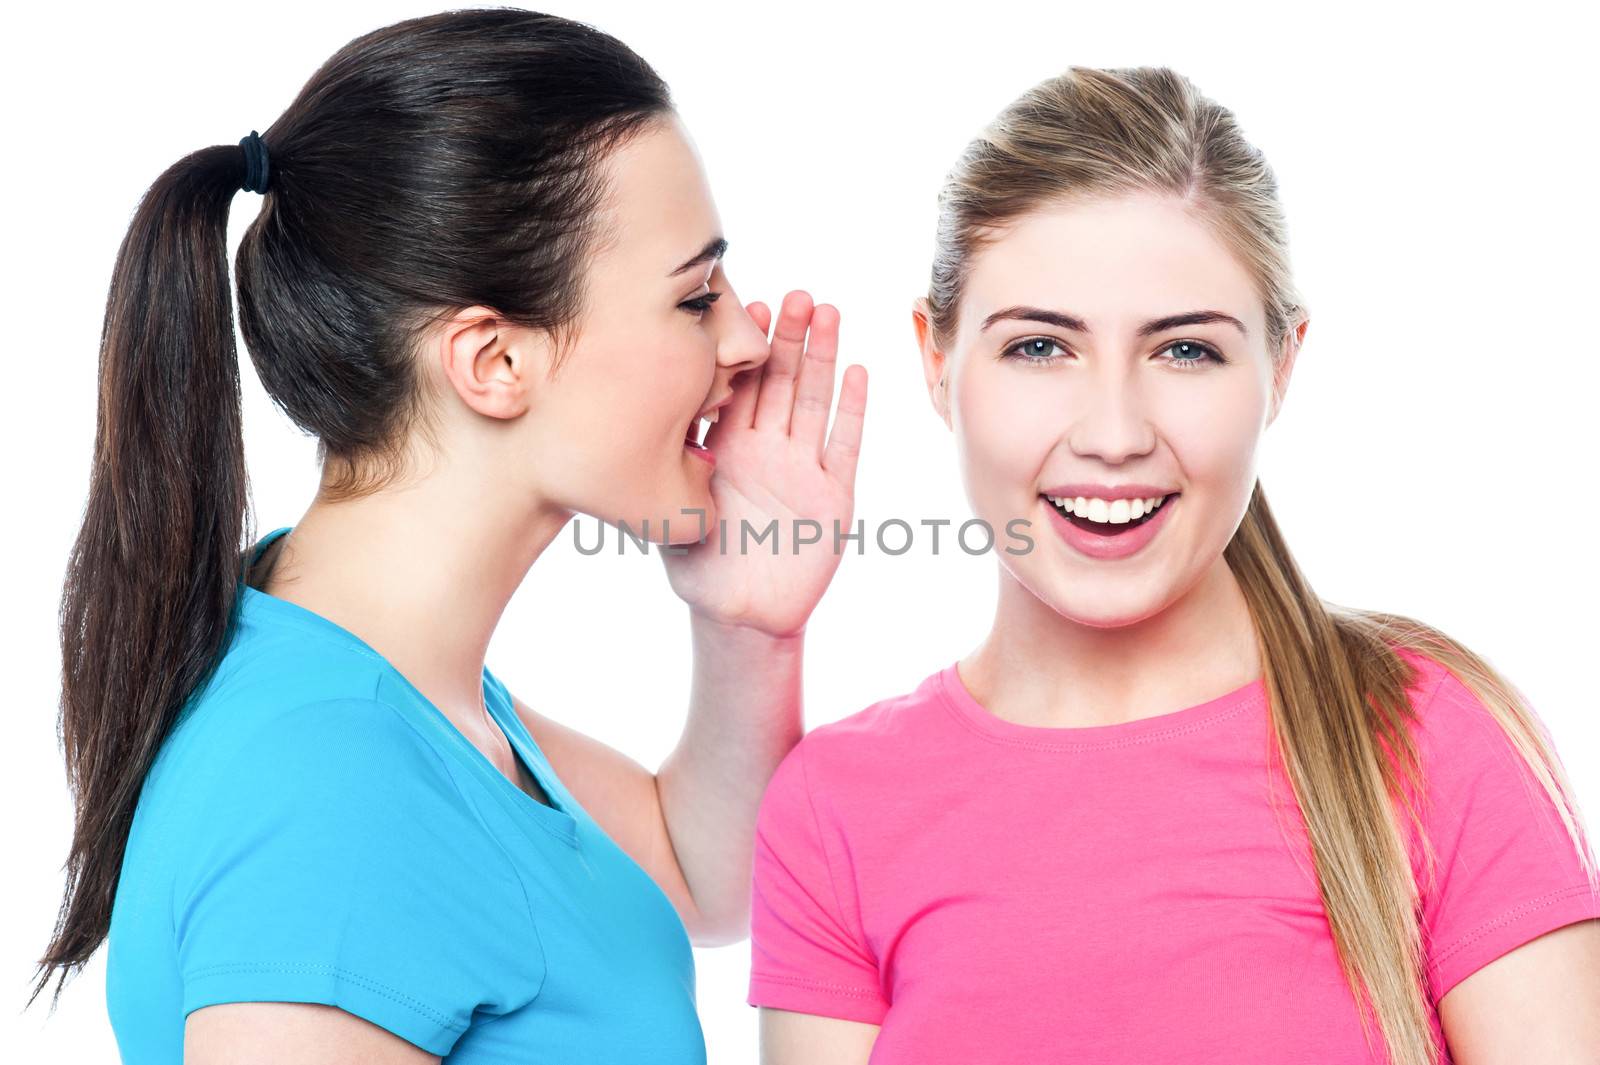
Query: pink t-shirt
747 648 1599 1063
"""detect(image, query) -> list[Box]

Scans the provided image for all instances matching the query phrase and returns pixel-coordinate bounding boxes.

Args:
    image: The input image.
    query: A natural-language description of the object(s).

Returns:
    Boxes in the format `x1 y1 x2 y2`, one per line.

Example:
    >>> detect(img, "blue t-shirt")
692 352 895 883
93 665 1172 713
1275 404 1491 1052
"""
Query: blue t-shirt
106 526 705 1063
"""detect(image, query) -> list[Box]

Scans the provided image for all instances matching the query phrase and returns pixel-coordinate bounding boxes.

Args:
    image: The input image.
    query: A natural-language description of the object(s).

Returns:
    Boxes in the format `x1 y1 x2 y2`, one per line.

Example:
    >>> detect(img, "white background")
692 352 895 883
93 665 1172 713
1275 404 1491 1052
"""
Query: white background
5 1 1597 1061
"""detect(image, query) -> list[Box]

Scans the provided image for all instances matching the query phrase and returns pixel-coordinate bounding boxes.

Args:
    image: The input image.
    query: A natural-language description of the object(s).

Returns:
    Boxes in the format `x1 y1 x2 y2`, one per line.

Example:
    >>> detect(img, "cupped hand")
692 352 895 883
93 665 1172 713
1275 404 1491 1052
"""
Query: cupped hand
661 291 867 638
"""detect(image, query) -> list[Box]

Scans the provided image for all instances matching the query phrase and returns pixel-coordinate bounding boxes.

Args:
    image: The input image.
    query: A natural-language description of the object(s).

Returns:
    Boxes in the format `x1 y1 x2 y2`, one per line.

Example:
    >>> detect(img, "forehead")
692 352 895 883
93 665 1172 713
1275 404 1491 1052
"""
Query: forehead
960 193 1262 338
592 115 721 273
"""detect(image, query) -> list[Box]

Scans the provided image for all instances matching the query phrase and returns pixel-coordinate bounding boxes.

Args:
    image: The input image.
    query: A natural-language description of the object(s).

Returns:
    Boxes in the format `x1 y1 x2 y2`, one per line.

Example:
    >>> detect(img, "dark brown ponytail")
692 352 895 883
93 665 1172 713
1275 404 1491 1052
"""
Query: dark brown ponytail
36 142 254 1009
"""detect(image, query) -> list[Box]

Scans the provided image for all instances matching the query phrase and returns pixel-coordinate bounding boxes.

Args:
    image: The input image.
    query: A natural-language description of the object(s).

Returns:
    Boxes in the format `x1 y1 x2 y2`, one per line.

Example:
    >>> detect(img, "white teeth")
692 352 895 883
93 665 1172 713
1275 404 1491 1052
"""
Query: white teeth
687 409 720 447
1045 494 1169 524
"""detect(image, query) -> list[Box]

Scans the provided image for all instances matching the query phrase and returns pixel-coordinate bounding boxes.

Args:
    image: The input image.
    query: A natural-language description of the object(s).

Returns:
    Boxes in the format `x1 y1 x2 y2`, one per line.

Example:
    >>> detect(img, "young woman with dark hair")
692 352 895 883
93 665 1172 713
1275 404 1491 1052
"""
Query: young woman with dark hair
36 9 866 1063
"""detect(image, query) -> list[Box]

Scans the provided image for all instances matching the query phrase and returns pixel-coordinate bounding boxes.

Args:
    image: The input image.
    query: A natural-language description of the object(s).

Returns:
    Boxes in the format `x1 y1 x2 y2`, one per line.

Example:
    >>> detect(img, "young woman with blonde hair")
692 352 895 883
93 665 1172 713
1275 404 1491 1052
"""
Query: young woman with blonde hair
748 66 1599 1064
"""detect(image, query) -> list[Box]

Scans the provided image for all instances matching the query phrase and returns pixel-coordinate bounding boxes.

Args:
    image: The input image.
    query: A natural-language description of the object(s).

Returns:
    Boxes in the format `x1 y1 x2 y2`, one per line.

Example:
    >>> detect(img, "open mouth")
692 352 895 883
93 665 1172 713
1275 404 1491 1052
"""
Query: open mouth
684 413 715 450
1043 492 1177 536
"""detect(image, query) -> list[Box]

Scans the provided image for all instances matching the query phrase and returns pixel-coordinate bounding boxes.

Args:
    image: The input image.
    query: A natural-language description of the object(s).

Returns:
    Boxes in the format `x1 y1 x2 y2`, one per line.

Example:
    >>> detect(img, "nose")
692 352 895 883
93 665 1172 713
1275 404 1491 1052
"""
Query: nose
1066 372 1158 464
714 275 772 374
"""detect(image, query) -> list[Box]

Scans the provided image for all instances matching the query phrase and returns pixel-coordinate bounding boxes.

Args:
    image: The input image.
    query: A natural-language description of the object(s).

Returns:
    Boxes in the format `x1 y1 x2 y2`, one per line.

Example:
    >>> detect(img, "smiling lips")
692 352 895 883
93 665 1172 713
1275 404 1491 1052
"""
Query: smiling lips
1040 484 1182 560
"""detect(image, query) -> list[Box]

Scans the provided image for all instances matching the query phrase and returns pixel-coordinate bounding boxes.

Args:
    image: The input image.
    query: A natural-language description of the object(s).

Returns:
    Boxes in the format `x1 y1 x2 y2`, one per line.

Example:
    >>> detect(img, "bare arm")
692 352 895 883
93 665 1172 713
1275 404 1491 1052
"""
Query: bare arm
511 614 803 945
658 613 805 941
759 1007 880 1065
185 1002 441 1065
643 291 855 945
1438 918 1600 1064
509 293 860 948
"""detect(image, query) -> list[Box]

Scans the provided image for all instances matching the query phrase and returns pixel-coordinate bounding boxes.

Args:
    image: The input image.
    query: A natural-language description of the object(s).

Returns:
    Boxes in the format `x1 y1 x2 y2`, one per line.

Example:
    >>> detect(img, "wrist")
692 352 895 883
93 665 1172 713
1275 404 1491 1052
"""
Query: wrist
688 607 807 648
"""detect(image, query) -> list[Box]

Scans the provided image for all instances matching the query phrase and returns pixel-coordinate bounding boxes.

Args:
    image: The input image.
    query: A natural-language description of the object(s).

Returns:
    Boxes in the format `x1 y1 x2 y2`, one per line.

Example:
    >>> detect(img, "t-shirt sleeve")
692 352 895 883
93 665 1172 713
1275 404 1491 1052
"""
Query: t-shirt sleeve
172 697 546 1055
747 738 889 1024
1409 662 1600 1005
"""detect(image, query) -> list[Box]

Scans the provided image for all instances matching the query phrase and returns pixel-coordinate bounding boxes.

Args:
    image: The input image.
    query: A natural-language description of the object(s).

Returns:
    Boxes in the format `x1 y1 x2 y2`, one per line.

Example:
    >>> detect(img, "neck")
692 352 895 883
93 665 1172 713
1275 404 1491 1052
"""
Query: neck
257 460 573 725
963 555 1261 728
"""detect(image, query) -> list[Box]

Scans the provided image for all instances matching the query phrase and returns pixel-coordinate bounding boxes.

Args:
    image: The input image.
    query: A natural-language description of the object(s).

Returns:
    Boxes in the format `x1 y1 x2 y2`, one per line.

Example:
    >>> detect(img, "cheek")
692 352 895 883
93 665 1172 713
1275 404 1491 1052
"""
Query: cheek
586 343 706 440
1159 383 1266 494
641 330 718 428
954 368 1057 483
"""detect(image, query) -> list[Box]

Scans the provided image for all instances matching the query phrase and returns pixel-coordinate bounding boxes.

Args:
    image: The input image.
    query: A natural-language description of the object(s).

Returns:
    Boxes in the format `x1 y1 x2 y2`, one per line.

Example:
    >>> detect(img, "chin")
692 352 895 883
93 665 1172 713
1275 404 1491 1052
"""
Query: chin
622 446 717 545
686 495 720 544
654 487 717 545
1062 608 1156 631
1038 579 1172 630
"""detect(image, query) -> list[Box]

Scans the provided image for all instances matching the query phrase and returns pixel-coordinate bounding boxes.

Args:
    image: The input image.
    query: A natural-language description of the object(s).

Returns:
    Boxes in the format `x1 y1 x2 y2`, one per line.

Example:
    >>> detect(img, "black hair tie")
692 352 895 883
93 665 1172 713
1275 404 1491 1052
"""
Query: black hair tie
239 130 270 195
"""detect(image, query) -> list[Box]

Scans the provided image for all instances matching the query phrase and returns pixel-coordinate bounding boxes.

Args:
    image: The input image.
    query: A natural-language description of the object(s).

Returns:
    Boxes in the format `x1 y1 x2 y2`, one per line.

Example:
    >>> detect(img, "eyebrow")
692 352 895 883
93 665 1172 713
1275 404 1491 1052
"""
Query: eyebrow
669 236 729 278
979 306 1248 338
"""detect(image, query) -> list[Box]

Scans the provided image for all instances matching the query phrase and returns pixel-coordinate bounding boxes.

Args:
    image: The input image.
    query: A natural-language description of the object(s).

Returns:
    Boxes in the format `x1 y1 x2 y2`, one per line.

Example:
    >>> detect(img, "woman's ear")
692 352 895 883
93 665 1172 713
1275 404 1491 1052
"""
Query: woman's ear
433 306 549 421
1267 316 1309 428
912 297 952 428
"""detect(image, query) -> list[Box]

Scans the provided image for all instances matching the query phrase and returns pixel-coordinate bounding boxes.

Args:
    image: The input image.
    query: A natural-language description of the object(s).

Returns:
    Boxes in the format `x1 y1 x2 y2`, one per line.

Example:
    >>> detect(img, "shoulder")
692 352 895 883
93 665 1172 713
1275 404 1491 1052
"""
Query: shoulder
163 695 487 893
163 618 473 796
760 666 949 822
1386 645 1537 777
1384 643 1585 866
150 671 501 910
1389 644 1456 719
1379 648 1600 1001
790 666 949 772
169 657 456 801
164 691 533 971
170 624 404 755
215 696 455 798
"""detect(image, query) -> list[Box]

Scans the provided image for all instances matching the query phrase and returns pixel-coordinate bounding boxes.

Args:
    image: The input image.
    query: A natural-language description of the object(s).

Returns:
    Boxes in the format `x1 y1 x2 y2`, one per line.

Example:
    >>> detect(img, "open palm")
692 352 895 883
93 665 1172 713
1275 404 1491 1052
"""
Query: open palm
661 291 867 638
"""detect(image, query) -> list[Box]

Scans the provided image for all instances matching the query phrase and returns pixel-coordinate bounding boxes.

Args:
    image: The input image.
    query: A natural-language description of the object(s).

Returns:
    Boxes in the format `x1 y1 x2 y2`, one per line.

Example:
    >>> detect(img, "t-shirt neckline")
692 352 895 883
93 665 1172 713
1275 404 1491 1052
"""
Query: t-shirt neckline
936 659 1266 751
238 525 578 843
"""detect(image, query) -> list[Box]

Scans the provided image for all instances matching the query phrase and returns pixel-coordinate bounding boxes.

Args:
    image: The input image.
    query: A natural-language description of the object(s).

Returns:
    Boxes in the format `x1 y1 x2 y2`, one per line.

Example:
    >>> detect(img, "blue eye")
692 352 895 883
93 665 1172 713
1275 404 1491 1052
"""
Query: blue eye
1002 337 1067 362
679 290 722 315
1160 340 1225 369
